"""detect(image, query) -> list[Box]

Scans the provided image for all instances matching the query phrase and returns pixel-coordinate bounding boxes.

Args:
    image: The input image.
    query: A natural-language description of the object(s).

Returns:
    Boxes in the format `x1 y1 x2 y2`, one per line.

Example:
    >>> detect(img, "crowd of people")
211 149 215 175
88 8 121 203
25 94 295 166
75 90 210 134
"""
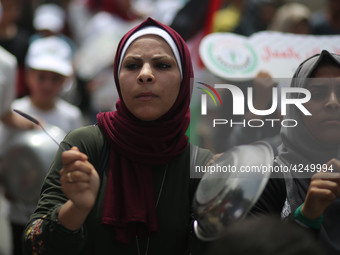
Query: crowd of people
0 0 339 255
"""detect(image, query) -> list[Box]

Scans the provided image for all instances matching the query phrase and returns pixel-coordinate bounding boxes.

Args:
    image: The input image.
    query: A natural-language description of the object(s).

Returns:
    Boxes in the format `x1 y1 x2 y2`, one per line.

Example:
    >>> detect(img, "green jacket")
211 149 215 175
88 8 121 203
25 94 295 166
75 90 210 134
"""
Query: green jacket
23 125 213 255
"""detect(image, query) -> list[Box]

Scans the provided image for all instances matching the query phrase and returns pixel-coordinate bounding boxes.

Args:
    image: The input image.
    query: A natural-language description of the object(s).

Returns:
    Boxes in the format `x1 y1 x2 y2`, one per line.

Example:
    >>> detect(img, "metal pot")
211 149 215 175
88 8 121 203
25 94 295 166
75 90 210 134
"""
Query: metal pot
1 124 66 206
193 141 274 241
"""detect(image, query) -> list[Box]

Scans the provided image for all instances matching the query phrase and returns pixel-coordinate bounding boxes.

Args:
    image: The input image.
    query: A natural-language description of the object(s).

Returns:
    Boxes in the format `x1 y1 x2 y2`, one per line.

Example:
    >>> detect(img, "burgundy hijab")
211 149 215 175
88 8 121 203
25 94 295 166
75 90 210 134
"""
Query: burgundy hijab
96 17 193 243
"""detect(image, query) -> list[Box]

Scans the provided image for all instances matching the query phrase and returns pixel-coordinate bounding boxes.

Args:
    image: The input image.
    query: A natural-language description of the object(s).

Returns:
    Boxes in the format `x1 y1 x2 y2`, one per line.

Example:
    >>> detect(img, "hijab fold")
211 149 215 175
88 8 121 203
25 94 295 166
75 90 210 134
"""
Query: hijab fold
97 17 193 243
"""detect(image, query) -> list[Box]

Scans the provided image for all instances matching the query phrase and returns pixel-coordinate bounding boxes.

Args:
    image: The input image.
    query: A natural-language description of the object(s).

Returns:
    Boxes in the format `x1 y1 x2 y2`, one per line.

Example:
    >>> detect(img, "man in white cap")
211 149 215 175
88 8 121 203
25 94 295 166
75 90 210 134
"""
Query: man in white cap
15 35 83 133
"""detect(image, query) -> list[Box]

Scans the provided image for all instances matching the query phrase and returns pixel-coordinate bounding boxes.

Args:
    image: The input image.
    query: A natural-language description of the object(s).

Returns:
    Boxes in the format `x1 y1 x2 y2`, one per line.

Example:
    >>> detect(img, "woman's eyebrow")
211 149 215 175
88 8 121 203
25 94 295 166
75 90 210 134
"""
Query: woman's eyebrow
307 83 325 88
151 55 173 61
307 84 337 92
123 56 142 61
307 78 332 86
123 55 174 62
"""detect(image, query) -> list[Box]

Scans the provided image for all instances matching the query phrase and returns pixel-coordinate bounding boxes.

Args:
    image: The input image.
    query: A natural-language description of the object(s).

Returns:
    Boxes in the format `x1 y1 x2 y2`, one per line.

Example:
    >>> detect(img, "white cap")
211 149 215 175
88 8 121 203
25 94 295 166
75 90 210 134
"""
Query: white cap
33 4 65 33
26 36 73 76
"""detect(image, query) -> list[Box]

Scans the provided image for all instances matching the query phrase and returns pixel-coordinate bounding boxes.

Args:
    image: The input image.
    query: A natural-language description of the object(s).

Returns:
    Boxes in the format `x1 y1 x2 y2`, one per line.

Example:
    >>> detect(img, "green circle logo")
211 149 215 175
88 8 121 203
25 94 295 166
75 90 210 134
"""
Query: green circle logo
208 39 258 75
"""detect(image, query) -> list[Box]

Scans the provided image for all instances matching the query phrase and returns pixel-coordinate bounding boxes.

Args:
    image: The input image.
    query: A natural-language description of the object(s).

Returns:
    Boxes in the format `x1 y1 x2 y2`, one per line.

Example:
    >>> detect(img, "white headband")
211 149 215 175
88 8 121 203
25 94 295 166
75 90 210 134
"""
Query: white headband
118 26 183 79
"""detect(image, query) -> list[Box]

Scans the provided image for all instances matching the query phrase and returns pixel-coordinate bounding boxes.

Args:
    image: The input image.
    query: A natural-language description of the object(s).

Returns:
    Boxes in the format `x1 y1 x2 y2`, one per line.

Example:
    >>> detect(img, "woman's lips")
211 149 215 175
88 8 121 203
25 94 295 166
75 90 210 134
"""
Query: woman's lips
322 118 340 125
136 92 157 101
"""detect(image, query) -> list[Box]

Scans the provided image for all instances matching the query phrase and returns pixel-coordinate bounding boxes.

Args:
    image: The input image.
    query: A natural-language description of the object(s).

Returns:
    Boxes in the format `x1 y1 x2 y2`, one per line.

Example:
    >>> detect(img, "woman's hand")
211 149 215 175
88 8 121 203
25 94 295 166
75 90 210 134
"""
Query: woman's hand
302 159 340 219
246 71 277 120
60 146 100 212
252 71 276 110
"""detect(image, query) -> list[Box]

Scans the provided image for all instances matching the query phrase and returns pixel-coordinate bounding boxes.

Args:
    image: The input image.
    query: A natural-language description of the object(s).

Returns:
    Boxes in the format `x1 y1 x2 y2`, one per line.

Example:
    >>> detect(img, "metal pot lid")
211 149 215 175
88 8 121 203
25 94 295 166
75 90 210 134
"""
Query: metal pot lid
2 125 66 205
193 141 274 241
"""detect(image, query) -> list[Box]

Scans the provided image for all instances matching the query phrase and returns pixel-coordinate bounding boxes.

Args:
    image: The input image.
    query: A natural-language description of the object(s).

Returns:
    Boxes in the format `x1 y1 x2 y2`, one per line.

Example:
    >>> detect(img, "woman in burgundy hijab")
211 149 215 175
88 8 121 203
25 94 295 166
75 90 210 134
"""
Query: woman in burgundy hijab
23 18 213 255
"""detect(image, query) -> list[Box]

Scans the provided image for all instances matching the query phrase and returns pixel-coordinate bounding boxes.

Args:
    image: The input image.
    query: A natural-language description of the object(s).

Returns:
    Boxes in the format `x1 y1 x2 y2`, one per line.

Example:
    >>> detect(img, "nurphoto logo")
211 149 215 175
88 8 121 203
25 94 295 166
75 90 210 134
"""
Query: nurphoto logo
196 82 312 128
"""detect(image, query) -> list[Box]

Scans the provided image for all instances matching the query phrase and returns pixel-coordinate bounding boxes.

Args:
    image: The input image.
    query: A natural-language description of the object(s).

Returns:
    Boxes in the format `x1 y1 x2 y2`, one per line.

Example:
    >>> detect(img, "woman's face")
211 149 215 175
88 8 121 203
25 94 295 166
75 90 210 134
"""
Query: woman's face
301 64 340 144
119 35 181 121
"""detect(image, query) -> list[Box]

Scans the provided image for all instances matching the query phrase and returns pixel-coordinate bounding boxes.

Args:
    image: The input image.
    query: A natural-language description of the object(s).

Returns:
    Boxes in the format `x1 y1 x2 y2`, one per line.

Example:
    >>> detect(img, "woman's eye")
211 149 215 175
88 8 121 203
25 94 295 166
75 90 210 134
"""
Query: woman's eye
310 89 328 100
125 63 140 70
156 63 171 69
336 89 340 99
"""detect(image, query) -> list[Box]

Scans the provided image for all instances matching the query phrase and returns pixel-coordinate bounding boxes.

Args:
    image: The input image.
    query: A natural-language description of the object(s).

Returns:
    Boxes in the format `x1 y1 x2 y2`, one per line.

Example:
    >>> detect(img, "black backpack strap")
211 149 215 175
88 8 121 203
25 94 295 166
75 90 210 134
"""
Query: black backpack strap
262 134 281 157
188 144 213 255
189 144 200 202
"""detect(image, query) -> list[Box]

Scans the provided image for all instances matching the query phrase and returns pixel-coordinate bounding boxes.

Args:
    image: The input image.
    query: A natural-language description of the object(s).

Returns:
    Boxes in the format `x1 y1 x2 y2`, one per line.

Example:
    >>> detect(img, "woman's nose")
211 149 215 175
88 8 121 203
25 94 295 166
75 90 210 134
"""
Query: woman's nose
325 90 340 109
137 63 154 84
